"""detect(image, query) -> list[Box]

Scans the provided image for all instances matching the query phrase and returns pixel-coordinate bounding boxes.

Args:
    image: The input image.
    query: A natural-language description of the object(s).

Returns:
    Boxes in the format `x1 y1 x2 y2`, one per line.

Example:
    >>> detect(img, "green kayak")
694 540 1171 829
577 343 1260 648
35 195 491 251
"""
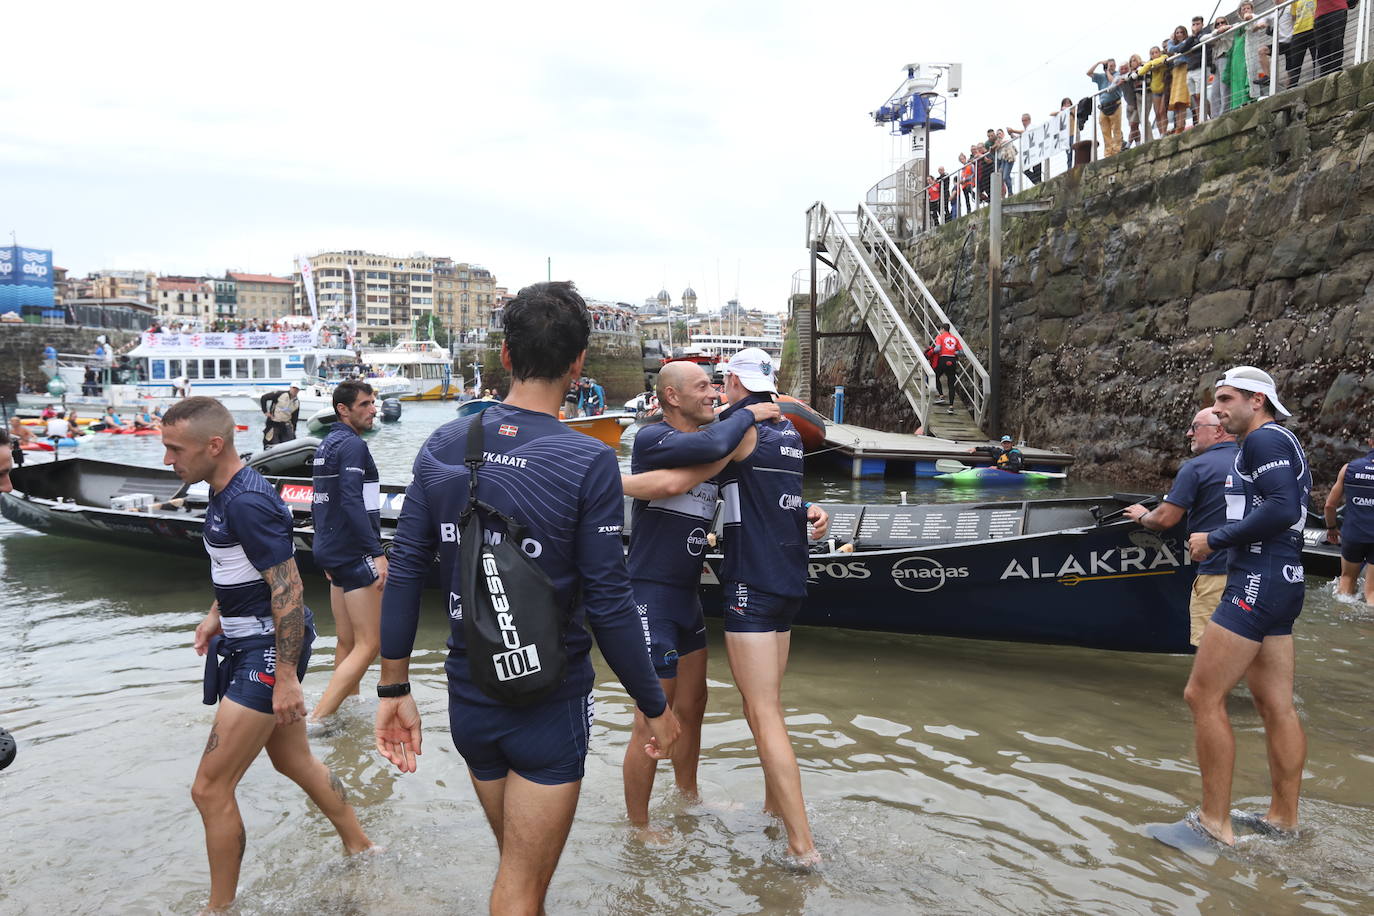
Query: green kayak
934 466 1066 485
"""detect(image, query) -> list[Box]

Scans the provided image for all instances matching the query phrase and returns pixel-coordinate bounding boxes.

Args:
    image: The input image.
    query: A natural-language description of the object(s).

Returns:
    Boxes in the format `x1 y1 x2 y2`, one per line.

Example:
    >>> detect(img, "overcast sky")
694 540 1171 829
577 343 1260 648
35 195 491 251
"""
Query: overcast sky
4 0 1211 313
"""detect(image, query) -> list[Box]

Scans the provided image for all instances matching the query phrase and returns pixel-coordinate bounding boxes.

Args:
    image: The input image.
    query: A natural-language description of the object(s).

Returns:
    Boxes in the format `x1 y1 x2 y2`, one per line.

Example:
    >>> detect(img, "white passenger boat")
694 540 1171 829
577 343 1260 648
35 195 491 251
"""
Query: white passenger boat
362 339 458 400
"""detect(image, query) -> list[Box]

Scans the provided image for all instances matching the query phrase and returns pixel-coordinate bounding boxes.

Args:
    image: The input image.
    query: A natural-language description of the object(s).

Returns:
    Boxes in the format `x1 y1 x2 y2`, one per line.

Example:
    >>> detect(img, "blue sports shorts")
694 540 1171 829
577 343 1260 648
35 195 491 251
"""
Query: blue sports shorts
325 555 380 593
632 579 707 678
221 621 315 715
1340 539 1374 565
449 692 593 786
722 581 801 634
1210 557 1305 642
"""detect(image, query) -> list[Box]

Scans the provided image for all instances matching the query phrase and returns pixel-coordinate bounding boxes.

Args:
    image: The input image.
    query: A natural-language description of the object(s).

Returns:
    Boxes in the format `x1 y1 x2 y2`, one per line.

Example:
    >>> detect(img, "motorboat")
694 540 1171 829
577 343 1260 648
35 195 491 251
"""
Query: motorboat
361 339 457 400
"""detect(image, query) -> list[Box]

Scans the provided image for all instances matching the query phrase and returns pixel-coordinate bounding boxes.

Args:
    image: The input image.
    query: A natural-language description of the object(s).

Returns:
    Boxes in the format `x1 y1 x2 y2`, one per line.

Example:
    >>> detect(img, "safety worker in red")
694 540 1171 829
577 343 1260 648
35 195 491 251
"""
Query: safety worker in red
926 175 942 228
931 324 963 414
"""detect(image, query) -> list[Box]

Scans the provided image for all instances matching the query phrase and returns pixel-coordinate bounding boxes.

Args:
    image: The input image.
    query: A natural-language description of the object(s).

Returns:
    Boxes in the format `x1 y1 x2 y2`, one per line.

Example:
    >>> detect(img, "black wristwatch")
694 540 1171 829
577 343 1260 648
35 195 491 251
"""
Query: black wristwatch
376 682 411 698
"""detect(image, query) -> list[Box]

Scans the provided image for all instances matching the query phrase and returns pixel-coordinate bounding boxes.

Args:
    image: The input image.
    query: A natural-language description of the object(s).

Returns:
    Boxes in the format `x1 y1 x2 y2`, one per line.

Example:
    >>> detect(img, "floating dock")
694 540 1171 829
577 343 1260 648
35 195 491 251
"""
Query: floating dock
816 422 1076 479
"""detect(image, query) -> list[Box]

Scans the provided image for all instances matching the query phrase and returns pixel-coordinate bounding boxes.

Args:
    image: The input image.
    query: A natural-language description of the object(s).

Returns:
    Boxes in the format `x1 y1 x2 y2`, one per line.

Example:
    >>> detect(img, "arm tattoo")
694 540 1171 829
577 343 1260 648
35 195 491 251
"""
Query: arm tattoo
329 772 348 805
203 728 219 755
264 559 305 670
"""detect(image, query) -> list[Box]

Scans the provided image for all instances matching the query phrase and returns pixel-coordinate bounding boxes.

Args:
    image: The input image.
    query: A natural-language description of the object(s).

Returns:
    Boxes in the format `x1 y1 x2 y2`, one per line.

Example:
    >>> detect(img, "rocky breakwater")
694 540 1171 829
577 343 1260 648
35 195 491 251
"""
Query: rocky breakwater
888 60 1374 490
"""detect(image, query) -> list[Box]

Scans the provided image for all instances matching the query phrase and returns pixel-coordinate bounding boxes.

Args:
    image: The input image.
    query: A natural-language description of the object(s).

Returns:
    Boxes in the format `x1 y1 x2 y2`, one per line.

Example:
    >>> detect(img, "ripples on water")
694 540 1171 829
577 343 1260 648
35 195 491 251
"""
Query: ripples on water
2 404 1373 914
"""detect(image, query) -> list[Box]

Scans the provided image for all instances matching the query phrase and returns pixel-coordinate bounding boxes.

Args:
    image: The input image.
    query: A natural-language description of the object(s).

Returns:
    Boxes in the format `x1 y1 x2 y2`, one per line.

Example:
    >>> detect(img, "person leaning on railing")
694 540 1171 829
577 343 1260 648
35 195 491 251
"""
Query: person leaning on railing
1280 0 1318 89
1087 58 1125 157
1120 55 1145 148
1210 15 1235 116
1135 47 1170 138
1165 24 1196 133
1313 0 1350 78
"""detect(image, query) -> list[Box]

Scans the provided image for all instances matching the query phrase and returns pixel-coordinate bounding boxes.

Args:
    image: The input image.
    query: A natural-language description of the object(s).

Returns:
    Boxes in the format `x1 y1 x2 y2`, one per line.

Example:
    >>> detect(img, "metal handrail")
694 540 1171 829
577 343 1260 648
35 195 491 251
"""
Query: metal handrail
855 201 989 429
806 201 934 424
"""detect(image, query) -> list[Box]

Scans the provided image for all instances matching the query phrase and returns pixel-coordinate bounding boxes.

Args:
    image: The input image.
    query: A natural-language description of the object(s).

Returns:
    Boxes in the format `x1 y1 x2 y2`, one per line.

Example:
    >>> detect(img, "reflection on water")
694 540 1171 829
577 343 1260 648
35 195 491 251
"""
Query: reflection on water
3 404 1373 914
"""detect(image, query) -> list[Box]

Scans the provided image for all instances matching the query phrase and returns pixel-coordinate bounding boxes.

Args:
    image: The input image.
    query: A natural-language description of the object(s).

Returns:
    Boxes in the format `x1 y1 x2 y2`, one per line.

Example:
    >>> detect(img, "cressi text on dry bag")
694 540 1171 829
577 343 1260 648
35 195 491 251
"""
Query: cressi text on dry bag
458 414 568 705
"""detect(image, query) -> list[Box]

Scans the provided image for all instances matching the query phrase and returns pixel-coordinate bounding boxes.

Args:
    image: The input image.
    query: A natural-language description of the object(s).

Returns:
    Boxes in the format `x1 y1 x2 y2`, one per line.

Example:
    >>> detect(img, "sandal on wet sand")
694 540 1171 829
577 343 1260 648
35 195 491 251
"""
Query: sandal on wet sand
1146 810 1231 855
1230 809 1300 841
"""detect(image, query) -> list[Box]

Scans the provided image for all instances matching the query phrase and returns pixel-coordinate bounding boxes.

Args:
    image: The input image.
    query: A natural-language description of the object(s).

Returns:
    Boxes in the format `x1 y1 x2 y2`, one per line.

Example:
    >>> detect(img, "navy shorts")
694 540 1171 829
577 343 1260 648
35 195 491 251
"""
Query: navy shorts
1210 558 1305 642
1341 539 1374 565
722 581 802 634
325 555 379 593
222 622 315 715
632 579 707 678
449 692 593 786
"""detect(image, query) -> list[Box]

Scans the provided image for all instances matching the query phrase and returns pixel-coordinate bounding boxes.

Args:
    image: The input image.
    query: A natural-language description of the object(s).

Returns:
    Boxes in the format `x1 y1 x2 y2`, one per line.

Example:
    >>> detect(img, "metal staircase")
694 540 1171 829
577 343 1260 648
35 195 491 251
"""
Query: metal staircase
805 200 990 440
792 302 813 403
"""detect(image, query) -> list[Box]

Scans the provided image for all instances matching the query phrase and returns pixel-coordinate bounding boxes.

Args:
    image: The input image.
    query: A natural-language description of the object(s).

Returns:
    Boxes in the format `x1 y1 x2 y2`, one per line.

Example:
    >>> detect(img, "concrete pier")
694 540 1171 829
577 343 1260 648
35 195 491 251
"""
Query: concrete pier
818 422 1074 479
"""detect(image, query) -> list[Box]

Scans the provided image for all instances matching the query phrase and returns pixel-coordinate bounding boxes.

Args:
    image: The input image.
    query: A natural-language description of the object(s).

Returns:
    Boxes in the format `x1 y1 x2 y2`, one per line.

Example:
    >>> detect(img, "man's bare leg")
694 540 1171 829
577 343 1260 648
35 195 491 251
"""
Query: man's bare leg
1182 621 1264 844
470 771 580 915
1245 635 1306 831
725 630 817 862
670 648 708 800
623 676 679 828
264 718 372 853
1336 558 1364 600
191 700 278 912
329 584 354 680
311 585 380 720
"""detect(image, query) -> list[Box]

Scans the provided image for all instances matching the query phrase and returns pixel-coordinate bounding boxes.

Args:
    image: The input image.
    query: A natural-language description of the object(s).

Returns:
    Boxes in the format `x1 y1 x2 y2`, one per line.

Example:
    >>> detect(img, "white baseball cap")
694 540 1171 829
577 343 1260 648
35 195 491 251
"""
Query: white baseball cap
1215 366 1290 418
723 347 777 394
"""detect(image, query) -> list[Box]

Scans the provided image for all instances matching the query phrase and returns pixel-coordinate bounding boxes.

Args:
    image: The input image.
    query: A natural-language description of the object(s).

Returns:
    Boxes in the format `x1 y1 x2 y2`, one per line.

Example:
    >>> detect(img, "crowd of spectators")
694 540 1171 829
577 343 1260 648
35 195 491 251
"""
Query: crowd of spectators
918 1 1356 228
590 304 637 334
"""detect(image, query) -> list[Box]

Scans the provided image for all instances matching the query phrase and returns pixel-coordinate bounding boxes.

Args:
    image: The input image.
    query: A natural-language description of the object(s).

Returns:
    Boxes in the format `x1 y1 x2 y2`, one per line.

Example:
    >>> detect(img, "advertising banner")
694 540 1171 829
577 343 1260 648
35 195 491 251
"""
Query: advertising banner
140 331 316 349
0 245 56 315
1019 110 1072 170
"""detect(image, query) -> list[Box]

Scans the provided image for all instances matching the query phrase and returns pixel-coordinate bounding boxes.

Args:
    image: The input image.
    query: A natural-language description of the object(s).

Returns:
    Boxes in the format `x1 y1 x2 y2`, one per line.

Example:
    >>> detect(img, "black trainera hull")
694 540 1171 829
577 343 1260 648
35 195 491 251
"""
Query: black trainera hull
1 458 1334 653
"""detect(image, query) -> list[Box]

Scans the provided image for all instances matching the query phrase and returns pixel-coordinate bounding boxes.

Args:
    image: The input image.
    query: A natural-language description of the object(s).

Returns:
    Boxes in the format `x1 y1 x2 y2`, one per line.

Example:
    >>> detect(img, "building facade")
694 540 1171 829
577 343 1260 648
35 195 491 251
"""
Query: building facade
154 276 214 325
294 250 436 342
228 272 293 325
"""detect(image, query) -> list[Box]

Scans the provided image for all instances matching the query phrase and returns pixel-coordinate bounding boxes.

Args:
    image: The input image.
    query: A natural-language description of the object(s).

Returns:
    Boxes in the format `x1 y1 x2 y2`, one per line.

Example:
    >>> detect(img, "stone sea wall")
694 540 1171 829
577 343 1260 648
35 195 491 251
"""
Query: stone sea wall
0 325 138 402
813 60 1374 492
477 330 646 403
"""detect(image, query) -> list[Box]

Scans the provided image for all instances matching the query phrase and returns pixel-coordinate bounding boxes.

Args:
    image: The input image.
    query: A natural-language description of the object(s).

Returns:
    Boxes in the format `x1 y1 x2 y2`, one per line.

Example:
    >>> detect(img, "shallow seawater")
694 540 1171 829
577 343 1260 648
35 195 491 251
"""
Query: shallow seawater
2 403 1371 914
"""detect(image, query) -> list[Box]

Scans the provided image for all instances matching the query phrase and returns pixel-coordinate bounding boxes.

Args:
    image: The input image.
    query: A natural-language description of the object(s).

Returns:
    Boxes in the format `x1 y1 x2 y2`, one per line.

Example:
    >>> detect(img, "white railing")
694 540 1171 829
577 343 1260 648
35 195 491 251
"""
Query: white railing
854 202 989 430
806 201 939 427
869 0 1373 236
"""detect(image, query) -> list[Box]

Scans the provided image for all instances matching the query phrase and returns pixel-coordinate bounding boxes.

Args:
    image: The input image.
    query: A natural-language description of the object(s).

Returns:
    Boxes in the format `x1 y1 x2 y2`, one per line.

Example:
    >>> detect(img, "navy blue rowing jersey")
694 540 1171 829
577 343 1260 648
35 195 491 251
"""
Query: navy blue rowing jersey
716 395 808 598
627 410 755 586
1341 449 1374 543
1208 422 1312 566
204 466 296 636
311 423 381 569
380 404 666 717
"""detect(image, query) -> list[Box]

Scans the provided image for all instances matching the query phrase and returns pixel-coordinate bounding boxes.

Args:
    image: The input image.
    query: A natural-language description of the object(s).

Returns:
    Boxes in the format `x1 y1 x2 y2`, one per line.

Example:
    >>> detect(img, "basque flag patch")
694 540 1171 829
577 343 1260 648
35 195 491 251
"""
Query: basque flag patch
498 424 519 437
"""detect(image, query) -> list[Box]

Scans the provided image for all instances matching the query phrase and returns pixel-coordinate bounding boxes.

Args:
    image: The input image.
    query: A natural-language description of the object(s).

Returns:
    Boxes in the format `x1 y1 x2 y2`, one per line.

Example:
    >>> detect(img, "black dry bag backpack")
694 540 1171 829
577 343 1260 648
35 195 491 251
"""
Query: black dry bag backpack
458 414 568 705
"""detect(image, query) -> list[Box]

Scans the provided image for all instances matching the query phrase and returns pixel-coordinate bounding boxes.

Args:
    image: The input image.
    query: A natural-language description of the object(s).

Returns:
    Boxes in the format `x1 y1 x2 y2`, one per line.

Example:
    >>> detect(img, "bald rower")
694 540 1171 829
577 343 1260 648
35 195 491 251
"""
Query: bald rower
619 360 782 834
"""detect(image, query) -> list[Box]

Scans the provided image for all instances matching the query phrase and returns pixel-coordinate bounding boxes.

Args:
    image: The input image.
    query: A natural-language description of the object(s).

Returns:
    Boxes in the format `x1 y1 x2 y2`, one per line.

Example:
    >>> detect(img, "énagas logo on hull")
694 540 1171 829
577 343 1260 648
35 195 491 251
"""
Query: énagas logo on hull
686 527 709 557
890 556 970 592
